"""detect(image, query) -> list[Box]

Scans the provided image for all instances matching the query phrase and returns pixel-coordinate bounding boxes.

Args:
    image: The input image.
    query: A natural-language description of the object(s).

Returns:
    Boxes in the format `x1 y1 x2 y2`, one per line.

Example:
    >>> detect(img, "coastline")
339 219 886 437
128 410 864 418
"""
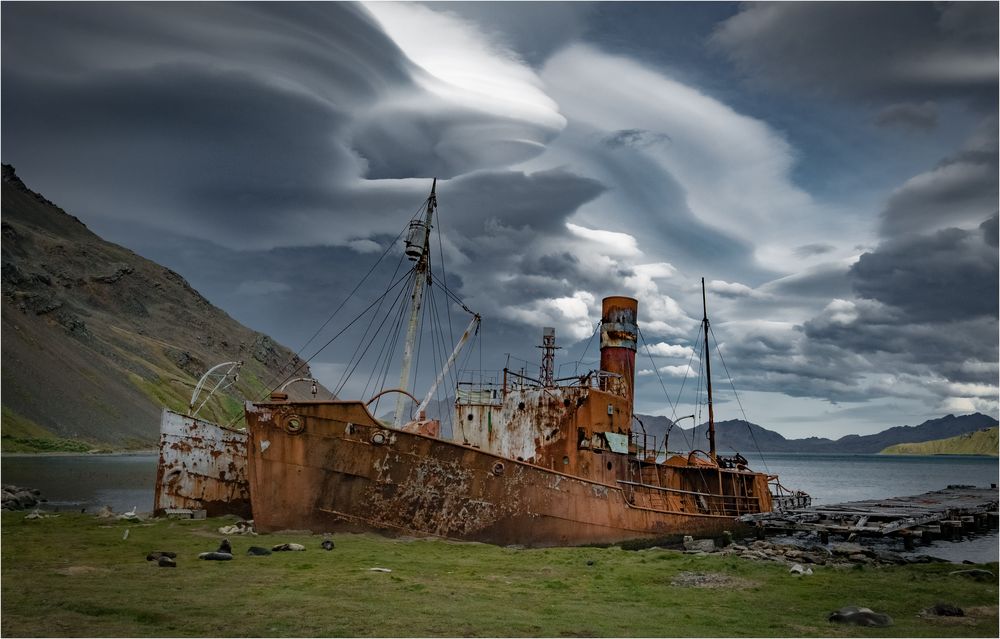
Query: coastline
0 449 156 459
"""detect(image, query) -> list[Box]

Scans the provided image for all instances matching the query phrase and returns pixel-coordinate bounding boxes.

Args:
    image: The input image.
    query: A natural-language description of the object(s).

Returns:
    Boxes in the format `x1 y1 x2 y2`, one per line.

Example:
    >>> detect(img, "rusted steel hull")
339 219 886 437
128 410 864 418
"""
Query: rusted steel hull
153 408 251 519
245 401 767 546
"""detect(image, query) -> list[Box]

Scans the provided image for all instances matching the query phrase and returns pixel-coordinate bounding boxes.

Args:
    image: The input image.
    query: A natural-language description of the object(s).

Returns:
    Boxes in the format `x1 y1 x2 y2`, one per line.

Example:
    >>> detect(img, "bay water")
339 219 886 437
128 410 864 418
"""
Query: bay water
2 451 996 561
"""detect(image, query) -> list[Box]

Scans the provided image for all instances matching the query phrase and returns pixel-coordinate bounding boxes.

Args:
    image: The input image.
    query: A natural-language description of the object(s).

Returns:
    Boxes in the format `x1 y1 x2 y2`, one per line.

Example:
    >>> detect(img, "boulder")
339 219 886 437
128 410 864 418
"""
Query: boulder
682 536 716 552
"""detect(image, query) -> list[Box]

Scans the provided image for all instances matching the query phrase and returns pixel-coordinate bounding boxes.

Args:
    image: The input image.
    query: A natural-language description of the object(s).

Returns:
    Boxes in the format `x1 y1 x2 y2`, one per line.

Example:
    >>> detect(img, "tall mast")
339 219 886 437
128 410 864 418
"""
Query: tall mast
393 179 436 428
701 277 716 461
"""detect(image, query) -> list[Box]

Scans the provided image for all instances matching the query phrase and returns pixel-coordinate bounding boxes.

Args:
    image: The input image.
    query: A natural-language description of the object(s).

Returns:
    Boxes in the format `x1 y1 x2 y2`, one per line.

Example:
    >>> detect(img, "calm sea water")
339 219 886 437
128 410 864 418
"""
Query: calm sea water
2 451 996 561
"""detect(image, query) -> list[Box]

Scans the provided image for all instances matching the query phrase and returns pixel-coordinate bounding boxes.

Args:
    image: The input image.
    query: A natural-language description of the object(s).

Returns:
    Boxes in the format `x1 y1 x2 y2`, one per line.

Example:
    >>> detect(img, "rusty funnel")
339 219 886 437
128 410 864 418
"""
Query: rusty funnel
600 296 638 406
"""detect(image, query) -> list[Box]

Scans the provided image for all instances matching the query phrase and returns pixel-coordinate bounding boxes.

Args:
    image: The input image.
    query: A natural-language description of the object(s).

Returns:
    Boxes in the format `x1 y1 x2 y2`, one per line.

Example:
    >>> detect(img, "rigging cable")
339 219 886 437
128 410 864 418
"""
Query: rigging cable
709 324 769 474
259 218 413 395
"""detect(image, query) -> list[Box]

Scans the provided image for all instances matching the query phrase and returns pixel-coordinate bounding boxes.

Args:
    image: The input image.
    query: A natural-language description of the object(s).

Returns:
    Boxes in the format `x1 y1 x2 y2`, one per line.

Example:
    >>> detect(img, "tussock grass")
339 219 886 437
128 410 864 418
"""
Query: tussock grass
1 512 996 637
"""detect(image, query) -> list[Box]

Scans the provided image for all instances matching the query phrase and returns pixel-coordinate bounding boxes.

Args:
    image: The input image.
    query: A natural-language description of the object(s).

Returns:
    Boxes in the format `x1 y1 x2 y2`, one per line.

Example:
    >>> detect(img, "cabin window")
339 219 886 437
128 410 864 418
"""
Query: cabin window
563 456 569 465
518 402 526 410
606 461 613 471
467 414 474 421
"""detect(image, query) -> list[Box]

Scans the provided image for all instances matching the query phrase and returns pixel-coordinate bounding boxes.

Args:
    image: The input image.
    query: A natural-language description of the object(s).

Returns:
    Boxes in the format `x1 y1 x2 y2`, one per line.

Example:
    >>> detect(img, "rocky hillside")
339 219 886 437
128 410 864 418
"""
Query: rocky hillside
635 412 1000 455
881 427 998 456
1 165 325 451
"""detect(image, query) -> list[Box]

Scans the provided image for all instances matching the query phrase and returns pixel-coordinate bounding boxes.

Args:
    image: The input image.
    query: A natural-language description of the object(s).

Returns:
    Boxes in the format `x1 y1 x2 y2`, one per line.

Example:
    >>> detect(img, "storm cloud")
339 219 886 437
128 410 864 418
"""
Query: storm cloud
2 2 996 437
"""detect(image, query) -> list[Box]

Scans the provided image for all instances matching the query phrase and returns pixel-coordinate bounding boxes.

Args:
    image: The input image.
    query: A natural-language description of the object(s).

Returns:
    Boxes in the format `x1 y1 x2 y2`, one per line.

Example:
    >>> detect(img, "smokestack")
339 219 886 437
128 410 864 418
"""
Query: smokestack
599 296 638 403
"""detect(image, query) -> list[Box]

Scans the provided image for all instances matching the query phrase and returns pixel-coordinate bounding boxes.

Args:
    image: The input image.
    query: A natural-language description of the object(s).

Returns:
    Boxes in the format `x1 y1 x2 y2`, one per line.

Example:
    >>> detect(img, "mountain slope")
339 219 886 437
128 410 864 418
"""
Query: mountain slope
881 427 999 456
1 164 324 450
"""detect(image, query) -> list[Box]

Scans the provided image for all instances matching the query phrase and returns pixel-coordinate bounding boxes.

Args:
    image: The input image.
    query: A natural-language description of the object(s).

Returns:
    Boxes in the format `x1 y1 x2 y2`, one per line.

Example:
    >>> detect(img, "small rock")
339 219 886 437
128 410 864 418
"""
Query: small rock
683 537 716 553
157 556 176 568
830 542 866 556
828 606 893 627
247 546 272 556
368 567 392 573
874 550 906 565
789 563 813 576
926 603 964 617
586 560 595 566
198 552 233 561
847 553 869 563
272 543 306 552
321 540 335 551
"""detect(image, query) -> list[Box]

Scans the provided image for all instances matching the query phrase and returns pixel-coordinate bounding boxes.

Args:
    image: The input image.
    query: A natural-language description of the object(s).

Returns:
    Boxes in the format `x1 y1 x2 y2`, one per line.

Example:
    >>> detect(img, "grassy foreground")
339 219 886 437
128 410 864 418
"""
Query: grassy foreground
1 513 997 637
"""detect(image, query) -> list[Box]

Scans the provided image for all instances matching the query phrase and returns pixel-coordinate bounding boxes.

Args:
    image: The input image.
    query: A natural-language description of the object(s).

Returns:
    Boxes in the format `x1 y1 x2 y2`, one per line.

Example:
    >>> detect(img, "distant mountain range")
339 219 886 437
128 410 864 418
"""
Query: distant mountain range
1 165 326 451
634 412 1000 455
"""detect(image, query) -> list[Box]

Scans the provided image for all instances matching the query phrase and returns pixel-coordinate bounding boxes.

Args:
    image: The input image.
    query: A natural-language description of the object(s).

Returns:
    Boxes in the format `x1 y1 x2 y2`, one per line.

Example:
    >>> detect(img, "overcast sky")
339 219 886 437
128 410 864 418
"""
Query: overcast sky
3 2 997 438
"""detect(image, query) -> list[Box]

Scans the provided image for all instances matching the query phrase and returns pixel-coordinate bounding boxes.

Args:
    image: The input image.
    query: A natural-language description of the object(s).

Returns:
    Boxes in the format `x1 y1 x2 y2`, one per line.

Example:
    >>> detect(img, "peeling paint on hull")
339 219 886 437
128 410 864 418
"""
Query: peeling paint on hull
245 401 768 546
153 409 251 519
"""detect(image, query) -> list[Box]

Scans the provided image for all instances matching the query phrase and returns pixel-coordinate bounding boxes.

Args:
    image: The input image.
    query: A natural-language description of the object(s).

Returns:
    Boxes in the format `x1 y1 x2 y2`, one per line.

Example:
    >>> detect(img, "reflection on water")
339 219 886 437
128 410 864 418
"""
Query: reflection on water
2 453 156 513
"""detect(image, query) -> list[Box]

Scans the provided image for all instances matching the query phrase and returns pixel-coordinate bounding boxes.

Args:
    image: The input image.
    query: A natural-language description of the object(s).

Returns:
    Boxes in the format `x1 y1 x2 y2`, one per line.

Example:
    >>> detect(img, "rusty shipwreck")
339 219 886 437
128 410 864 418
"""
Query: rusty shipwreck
156 180 806 546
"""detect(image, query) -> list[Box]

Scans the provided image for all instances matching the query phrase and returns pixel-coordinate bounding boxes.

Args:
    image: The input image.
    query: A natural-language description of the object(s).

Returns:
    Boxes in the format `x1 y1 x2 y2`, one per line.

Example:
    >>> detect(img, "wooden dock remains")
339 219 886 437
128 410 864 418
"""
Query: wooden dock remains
741 484 999 547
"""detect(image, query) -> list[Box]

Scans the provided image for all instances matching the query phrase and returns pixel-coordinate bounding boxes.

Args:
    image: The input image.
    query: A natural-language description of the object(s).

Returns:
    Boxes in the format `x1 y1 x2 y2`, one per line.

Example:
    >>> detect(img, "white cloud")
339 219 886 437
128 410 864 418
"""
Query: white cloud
644 342 697 359
566 223 642 256
347 239 382 253
708 279 760 298
505 290 597 341
536 44 850 272
657 364 698 378
362 2 565 130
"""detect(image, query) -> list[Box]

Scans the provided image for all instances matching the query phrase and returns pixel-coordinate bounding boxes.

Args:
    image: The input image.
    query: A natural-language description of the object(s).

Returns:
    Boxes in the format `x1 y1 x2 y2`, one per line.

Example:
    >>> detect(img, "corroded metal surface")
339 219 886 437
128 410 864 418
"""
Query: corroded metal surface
599 296 638 404
153 409 251 518
244 398 771 545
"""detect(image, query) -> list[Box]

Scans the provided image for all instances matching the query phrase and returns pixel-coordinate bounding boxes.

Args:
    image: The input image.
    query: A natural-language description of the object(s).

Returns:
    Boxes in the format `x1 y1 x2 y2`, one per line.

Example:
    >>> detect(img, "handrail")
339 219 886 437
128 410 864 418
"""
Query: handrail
617 479 762 502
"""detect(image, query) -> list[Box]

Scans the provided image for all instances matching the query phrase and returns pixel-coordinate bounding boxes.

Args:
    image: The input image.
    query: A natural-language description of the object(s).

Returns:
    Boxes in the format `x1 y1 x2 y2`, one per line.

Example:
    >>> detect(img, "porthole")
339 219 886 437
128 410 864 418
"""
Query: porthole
518 402 526 410
492 462 505 476
283 414 305 435
606 461 613 471
563 456 570 465
371 431 388 446
467 414 474 421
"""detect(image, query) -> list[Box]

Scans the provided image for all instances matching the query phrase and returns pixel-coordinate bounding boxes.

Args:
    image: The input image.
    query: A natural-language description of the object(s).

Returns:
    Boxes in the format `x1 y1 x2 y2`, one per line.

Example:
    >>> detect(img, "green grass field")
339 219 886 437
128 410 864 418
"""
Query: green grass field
1 512 996 637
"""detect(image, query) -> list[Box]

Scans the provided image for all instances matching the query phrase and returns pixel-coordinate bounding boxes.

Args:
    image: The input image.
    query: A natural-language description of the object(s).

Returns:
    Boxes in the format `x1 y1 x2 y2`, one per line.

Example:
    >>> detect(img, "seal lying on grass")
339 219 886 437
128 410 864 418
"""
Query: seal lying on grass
146 551 177 561
198 552 233 561
828 606 893 627
247 546 272 556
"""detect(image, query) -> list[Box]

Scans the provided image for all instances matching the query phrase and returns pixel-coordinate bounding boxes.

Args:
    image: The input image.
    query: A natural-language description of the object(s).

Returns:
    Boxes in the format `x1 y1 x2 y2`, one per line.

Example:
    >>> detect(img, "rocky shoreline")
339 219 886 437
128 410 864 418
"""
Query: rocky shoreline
675 534 951 567
2 485 46 511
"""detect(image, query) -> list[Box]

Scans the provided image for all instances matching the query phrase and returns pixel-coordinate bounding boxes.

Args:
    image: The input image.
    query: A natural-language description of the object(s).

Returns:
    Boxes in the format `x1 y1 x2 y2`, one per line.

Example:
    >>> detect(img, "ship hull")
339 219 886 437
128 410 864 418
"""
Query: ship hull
246 401 764 546
153 408 252 519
